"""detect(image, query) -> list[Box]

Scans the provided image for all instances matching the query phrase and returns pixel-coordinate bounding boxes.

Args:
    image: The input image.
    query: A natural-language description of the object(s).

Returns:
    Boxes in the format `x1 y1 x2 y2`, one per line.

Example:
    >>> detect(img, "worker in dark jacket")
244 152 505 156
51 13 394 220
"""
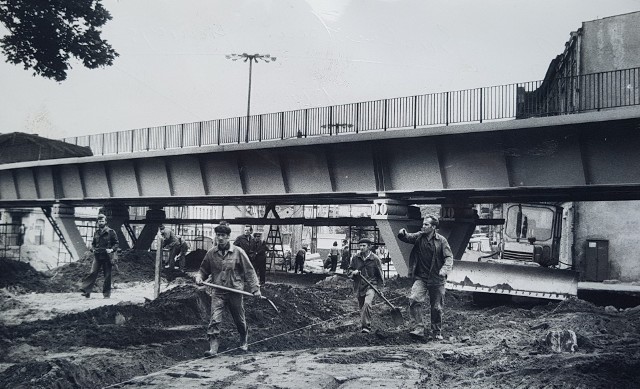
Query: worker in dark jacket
348 238 384 333
294 245 307 274
398 214 453 340
195 223 261 357
234 225 254 259
340 239 351 273
80 214 119 299
250 231 269 285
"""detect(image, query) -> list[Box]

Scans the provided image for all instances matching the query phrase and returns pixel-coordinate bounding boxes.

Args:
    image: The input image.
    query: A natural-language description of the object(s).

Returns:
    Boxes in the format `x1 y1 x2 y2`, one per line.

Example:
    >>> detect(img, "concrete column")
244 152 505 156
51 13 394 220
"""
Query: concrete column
134 206 166 251
372 199 422 277
52 205 89 260
438 204 479 260
99 204 131 250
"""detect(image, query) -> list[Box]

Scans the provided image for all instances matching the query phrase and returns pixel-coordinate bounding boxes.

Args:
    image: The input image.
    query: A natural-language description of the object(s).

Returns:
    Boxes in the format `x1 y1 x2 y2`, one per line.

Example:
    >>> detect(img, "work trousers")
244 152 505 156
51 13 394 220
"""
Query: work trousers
294 259 304 273
329 255 338 272
207 291 247 341
409 279 445 335
253 257 267 285
80 253 112 297
168 242 188 269
357 288 376 331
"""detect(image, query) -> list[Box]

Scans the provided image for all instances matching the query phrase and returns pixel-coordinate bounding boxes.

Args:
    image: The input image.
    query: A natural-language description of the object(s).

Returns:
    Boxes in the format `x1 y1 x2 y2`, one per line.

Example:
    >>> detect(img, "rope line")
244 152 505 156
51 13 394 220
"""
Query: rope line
103 291 406 388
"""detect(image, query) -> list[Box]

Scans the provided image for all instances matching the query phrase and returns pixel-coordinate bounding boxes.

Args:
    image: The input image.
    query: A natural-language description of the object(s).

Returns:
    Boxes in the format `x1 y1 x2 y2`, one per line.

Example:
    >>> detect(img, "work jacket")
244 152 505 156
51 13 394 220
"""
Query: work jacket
234 235 254 259
340 246 351 269
198 244 259 293
348 251 384 296
398 230 453 285
251 238 269 262
92 227 119 255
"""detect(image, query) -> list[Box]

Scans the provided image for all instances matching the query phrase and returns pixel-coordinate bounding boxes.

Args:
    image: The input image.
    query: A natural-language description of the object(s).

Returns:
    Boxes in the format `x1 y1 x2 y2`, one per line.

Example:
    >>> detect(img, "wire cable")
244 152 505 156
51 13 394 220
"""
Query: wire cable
103 289 406 388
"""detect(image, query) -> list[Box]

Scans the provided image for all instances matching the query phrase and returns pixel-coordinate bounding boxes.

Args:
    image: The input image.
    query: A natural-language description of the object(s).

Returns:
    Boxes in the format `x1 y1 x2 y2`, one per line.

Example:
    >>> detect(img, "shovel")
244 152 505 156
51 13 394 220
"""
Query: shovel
201 281 279 313
336 273 405 326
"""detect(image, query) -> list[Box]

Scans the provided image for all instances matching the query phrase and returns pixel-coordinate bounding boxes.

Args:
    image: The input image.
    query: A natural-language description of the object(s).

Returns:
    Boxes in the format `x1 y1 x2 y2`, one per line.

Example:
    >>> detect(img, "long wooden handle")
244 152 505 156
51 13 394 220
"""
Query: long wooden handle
357 274 397 309
202 281 253 296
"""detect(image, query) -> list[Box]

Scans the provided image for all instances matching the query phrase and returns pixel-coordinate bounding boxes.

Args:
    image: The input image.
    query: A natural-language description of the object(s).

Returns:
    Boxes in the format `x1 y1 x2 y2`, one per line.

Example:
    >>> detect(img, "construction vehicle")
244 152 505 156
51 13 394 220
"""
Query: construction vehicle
445 203 579 300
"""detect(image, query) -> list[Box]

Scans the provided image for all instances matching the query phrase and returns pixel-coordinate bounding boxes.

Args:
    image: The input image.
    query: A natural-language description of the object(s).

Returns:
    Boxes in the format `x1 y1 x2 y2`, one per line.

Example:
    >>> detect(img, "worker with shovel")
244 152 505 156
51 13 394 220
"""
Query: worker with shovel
348 238 385 334
195 223 261 357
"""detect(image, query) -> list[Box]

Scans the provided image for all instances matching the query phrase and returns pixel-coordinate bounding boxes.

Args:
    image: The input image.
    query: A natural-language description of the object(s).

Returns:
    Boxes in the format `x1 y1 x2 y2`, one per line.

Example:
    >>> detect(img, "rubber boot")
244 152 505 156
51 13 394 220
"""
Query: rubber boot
204 338 219 357
240 334 248 352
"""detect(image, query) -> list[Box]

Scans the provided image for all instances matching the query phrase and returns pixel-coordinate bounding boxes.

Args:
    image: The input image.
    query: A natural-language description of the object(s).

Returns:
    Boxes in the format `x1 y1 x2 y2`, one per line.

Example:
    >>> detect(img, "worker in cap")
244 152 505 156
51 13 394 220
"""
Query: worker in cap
80 214 119 299
250 229 269 286
347 238 384 333
195 223 261 356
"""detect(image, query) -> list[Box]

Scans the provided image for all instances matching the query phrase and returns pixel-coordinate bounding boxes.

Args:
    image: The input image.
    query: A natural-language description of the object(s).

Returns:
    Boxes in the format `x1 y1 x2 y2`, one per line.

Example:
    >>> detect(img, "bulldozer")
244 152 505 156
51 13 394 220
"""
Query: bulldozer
446 203 578 300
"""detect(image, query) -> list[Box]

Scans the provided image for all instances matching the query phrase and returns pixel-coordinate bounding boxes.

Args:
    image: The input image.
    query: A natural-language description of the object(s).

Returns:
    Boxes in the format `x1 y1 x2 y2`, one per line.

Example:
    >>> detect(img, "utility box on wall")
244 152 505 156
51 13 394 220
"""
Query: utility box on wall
585 239 609 281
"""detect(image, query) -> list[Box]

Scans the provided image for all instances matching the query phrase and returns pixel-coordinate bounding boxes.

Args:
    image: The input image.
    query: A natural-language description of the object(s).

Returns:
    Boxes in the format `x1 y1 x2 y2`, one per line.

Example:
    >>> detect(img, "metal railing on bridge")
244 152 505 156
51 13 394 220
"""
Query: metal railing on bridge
64 67 640 156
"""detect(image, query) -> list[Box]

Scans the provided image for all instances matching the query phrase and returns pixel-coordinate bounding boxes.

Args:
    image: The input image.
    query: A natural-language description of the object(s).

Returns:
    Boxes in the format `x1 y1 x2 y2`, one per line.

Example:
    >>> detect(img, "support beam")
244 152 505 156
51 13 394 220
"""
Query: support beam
51 205 89 260
134 206 166 250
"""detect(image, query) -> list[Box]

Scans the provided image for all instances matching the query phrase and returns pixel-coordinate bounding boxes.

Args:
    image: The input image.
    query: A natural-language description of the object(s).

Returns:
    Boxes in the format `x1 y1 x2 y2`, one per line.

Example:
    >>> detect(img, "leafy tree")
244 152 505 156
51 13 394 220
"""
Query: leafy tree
0 0 118 81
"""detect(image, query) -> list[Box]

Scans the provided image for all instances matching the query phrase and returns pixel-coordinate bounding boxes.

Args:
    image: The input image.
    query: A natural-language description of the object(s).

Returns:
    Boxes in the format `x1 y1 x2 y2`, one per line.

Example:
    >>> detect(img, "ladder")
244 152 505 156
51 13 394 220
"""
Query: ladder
123 221 138 246
265 225 286 271
42 207 74 261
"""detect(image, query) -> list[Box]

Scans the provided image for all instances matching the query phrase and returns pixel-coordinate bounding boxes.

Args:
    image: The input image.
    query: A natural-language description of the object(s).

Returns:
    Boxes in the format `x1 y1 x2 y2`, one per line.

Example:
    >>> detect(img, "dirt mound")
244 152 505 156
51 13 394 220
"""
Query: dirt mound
2 273 640 388
184 249 206 270
0 250 182 295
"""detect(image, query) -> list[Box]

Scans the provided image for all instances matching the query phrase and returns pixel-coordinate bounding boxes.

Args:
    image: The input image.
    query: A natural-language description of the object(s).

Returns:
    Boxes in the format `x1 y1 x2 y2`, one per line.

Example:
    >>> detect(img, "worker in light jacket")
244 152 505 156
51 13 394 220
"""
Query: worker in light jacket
195 223 261 357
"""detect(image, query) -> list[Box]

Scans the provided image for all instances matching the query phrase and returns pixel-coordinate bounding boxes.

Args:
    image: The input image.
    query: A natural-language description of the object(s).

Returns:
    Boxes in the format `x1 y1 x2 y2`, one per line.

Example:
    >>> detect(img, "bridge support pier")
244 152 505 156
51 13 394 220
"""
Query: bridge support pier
52 205 89 260
438 204 479 260
99 204 131 250
372 200 421 277
134 206 166 251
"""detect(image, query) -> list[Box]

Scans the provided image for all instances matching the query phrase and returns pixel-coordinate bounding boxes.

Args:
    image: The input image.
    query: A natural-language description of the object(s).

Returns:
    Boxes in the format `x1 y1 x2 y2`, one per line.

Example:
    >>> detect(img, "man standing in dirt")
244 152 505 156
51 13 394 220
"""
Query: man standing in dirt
294 245 307 274
348 238 384 333
398 215 453 340
250 230 269 286
340 239 351 274
80 214 119 299
195 223 261 356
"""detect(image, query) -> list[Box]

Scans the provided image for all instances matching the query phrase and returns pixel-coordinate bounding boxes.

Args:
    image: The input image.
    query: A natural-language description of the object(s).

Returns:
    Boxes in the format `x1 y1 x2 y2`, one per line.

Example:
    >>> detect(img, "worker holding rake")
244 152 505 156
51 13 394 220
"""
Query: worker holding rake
195 223 261 357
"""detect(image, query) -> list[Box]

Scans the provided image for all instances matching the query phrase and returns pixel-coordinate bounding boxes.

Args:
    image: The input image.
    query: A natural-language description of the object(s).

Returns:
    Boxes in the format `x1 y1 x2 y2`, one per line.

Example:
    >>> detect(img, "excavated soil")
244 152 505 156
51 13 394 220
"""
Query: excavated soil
1 258 639 388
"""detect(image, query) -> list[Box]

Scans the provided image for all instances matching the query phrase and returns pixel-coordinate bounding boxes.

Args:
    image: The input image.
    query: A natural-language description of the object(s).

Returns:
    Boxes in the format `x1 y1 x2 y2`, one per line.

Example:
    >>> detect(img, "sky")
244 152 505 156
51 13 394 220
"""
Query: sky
1 0 639 139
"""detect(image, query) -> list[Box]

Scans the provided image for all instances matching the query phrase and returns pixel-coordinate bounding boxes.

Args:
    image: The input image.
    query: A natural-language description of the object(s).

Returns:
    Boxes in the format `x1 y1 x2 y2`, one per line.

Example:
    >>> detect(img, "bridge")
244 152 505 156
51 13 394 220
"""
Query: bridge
1 67 640 280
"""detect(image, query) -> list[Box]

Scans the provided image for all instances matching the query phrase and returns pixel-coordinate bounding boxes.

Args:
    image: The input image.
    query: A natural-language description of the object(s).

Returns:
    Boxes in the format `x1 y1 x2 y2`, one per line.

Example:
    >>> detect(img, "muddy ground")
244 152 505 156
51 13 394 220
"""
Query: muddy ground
0 256 639 388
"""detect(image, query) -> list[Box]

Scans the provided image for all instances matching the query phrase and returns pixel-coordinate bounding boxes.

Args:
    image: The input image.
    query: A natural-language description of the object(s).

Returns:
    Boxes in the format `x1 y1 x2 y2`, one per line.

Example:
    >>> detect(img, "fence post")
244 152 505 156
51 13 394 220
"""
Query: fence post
329 106 333 135
280 112 285 140
217 120 221 146
146 128 150 151
356 103 360 134
479 88 483 123
198 122 202 147
445 92 450 126
163 126 167 149
180 124 184 148
304 109 308 138
259 115 263 142
238 117 241 144
413 96 418 129
131 130 134 152
383 99 388 130
116 131 119 154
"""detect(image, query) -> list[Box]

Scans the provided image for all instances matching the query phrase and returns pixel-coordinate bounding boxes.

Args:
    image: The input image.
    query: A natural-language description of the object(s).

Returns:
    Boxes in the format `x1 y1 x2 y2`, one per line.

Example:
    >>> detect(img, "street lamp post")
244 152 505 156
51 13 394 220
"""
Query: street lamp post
225 53 276 143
